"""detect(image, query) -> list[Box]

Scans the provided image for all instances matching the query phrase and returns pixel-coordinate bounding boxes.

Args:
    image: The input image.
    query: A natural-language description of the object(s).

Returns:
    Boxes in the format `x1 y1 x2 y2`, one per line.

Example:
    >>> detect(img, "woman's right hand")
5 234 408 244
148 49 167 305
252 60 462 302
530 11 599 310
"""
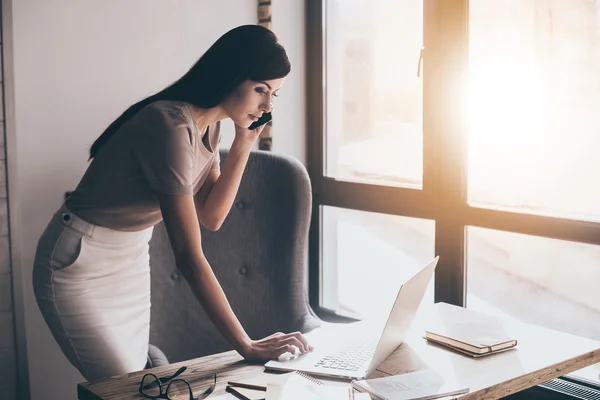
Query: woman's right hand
240 331 315 361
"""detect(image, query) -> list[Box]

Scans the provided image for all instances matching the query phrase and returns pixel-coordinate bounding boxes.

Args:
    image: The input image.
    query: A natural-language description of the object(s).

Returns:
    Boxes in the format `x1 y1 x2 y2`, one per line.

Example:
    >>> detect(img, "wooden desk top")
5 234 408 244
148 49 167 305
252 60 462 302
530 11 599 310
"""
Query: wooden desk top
78 303 600 400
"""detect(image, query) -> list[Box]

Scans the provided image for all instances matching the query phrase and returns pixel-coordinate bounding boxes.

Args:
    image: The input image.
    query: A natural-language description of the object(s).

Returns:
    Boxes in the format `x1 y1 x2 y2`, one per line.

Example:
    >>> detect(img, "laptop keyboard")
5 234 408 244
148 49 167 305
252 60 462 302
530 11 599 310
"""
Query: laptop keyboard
313 339 377 372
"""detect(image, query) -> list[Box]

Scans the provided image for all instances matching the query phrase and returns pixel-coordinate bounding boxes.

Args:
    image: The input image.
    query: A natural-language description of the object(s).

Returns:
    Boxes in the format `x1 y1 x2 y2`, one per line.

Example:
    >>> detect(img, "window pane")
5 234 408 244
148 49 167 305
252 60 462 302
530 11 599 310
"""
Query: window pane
321 206 435 321
468 1 600 222
325 0 423 188
467 227 600 383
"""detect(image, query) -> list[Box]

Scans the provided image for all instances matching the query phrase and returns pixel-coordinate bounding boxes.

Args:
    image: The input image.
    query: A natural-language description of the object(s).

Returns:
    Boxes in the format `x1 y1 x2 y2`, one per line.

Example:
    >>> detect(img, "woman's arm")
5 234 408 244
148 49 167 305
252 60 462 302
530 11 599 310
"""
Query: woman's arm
158 192 312 360
194 137 253 231
194 123 268 231
160 192 251 351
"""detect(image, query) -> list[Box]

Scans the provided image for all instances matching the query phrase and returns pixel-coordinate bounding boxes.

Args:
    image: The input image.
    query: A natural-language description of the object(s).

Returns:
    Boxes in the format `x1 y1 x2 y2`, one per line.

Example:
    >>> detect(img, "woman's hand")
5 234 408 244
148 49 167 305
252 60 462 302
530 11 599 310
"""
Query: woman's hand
233 122 266 147
240 331 315 361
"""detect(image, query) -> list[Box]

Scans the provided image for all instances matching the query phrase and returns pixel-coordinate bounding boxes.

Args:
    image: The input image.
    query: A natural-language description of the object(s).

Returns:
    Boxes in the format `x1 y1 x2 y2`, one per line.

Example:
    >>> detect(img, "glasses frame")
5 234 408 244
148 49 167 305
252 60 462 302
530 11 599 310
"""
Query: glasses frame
139 366 217 400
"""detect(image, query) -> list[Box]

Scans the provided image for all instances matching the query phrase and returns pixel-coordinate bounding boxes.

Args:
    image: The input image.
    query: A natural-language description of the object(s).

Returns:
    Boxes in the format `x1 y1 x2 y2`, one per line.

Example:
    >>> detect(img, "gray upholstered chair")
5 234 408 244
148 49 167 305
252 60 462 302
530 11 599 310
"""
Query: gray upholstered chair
146 149 321 364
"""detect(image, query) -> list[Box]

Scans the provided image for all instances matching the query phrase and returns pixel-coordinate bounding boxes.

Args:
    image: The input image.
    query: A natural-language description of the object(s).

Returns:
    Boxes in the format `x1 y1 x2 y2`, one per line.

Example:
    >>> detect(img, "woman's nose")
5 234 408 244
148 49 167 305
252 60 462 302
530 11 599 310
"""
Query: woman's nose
260 100 273 113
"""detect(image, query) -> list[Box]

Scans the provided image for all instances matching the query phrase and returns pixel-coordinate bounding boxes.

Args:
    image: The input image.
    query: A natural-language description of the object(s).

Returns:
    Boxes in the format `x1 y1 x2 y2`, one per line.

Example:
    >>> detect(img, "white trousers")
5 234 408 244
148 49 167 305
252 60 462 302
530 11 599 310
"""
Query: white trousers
33 203 154 381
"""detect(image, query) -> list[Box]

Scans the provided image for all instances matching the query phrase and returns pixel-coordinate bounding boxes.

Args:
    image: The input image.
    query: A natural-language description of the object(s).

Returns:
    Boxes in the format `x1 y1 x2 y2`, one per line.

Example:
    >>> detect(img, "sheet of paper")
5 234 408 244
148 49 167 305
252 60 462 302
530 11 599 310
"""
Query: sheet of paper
266 384 370 400
209 393 238 400
354 369 469 400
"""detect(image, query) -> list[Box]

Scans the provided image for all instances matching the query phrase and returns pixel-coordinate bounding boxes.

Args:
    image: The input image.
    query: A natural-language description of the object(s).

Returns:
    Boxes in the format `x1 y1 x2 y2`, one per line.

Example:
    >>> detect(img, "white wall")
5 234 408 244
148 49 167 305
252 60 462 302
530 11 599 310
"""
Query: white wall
7 1 305 399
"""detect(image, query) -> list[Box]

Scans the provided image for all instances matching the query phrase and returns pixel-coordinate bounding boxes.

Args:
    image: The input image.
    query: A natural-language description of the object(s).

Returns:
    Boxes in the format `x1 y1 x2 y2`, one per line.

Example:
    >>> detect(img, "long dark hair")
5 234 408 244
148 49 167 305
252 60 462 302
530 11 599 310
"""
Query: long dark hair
89 25 290 159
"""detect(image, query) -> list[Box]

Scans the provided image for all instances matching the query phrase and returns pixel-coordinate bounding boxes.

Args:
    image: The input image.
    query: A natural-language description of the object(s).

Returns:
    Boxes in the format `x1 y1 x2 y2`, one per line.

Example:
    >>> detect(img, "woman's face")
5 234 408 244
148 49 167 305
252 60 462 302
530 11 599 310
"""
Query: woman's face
221 78 285 127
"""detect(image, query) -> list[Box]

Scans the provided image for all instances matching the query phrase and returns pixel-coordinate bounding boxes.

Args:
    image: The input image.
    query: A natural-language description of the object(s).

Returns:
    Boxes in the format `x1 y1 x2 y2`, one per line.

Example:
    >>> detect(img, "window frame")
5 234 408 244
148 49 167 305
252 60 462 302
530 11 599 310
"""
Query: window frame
306 0 600 319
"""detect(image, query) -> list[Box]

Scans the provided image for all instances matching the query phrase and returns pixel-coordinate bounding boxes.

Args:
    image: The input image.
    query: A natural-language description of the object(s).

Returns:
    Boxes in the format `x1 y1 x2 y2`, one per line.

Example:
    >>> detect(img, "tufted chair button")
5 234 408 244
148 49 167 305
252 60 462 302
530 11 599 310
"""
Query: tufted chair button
62 213 71 222
171 271 180 281
235 201 245 210
238 266 248 275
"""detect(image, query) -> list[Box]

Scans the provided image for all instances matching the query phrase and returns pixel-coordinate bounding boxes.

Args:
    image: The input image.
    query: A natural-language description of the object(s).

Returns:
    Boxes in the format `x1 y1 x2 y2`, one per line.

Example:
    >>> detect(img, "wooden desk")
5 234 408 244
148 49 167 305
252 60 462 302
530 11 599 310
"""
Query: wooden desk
78 303 600 399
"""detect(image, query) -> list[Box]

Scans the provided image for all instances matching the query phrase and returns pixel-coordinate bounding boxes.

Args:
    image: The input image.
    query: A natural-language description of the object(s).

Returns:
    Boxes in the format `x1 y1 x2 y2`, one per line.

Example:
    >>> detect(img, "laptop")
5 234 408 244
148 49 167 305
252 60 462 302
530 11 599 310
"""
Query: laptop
264 256 438 380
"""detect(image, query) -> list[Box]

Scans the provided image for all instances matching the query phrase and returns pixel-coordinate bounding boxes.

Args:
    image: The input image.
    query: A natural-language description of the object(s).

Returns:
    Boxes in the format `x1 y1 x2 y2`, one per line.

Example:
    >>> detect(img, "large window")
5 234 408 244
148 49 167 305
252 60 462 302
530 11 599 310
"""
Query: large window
468 0 600 222
307 0 600 384
324 1 424 189
321 207 435 321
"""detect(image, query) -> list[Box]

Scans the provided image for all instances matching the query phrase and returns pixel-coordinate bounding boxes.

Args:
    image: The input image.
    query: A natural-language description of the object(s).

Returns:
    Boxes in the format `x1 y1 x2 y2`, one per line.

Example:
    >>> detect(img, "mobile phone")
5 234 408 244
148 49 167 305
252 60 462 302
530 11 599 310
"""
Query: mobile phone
248 112 272 130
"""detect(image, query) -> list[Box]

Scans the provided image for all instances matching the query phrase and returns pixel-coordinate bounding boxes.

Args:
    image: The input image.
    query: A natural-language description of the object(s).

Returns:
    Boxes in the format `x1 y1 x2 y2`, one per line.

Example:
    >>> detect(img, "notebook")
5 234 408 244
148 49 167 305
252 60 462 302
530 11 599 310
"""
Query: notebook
227 371 369 400
227 371 323 400
351 369 469 400
424 303 517 356
228 370 324 390
425 335 517 358
226 385 265 400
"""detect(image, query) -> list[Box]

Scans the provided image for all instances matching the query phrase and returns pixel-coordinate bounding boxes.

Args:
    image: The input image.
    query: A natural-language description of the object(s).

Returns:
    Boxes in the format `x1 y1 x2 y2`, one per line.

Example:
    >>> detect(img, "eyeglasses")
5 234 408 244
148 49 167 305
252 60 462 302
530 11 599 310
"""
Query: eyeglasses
139 366 216 400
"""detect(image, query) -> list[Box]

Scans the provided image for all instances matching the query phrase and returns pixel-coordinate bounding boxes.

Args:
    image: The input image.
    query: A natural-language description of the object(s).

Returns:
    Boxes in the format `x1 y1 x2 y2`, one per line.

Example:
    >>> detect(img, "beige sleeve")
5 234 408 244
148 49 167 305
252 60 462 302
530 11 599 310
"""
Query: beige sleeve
133 103 196 194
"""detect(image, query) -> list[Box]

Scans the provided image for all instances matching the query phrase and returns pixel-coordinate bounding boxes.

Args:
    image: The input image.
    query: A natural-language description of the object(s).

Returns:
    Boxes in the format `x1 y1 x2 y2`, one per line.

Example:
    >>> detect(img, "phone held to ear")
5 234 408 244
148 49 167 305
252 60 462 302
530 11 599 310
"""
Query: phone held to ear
248 112 272 130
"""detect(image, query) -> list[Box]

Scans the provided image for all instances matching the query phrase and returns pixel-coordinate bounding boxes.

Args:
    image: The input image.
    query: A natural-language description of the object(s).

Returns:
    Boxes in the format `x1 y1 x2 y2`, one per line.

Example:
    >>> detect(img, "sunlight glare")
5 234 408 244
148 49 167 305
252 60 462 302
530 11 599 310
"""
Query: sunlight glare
468 62 550 167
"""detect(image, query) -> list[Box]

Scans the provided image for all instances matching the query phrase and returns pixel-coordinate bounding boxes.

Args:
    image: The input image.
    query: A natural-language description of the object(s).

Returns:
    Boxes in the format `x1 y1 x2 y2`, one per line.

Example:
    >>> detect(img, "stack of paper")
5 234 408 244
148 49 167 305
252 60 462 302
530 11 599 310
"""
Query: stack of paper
352 369 469 400
266 383 370 400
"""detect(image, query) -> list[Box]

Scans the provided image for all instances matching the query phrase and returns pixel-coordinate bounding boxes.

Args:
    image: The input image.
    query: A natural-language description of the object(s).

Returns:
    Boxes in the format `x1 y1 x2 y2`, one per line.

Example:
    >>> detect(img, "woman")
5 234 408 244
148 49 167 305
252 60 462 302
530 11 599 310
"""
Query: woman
32 24 312 382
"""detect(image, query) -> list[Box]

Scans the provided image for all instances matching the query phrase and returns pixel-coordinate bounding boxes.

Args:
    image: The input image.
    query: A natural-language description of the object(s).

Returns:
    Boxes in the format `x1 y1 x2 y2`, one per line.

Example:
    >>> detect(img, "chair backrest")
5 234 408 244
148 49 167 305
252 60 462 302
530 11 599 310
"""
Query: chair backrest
148 150 321 362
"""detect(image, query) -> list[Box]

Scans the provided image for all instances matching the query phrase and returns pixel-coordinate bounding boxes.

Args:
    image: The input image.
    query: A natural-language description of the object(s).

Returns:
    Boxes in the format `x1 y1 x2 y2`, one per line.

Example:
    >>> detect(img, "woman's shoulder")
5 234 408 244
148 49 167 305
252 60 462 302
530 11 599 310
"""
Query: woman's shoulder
129 100 196 134
141 100 192 121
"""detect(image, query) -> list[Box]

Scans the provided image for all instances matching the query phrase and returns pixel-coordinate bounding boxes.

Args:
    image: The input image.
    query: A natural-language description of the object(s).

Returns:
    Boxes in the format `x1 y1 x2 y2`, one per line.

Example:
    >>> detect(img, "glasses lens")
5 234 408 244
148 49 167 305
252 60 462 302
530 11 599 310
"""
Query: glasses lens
141 374 161 398
166 379 192 400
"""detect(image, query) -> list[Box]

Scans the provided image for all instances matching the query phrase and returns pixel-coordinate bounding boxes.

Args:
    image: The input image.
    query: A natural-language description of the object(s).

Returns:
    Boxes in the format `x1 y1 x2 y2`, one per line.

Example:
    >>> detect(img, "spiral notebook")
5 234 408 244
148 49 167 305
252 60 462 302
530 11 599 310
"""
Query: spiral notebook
226 385 266 400
227 371 323 400
351 369 469 400
227 371 369 400
228 370 323 390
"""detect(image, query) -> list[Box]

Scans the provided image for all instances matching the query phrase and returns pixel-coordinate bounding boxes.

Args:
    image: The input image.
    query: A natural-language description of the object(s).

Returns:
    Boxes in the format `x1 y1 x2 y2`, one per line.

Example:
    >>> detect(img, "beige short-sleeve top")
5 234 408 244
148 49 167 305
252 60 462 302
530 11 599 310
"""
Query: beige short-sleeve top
67 100 221 231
